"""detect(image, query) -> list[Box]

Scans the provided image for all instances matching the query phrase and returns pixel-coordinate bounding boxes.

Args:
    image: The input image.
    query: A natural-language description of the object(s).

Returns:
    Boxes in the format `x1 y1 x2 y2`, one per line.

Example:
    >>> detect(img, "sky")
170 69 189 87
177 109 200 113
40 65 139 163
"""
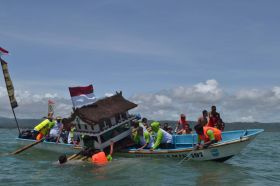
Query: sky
1 0 280 122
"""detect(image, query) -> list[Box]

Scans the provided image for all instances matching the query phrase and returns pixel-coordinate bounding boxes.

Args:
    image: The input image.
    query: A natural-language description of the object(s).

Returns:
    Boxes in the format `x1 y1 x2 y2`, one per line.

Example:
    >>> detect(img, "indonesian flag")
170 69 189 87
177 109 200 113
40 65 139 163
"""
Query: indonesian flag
0 47 9 56
69 84 96 108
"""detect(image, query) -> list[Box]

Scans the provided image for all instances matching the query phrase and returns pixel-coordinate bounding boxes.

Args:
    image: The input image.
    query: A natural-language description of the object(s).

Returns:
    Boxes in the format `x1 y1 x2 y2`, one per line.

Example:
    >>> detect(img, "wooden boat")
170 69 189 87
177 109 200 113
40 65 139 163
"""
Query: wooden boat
121 129 264 162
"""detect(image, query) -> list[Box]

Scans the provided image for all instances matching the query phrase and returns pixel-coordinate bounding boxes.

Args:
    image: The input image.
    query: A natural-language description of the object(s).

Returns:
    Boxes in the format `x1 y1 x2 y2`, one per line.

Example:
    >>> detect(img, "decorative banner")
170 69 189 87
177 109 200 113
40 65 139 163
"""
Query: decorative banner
0 59 18 108
69 84 96 108
48 99 55 116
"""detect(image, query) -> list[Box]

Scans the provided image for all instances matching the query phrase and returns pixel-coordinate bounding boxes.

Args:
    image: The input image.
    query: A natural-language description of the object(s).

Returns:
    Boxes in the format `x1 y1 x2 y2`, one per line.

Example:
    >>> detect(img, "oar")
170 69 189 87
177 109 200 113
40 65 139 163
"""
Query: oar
11 138 45 155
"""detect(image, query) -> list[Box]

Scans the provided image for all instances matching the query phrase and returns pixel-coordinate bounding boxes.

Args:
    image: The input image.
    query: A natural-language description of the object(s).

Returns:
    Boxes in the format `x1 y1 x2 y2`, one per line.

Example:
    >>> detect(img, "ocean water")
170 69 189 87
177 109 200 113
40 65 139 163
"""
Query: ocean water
0 129 279 186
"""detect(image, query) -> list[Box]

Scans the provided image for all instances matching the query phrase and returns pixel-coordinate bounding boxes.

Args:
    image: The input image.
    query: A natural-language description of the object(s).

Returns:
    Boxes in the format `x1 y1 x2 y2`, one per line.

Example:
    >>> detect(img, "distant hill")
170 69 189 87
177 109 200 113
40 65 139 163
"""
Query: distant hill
0 117 279 132
0 117 41 129
156 120 280 132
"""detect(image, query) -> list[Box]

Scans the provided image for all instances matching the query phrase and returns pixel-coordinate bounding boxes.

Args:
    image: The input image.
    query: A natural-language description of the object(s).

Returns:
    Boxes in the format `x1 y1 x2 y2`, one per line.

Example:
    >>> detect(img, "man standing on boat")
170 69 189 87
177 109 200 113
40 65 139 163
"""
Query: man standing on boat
150 121 173 150
194 124 222 149
197 110 208 126
48 116 64 143
33 113 56 140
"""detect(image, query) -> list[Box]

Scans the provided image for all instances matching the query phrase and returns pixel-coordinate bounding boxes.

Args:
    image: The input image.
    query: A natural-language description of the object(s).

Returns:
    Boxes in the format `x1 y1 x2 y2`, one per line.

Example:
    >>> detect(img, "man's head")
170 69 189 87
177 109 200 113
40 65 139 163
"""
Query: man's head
58 154 67 164
211 106 216 112
202 110 208 117
194 124 204 135
142 118 147 123
137 127 144 136
56 116 62 123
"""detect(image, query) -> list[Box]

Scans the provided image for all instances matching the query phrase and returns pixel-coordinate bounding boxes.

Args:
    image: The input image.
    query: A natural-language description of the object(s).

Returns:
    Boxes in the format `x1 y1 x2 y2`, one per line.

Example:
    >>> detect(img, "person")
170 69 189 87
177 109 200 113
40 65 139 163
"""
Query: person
150 121 173 150
68 125 80 144
140 117 149 129
33 115 56 140
163 123 169 132
197 110 208 127
207 105 221 128
134 127 154 150
91 141 114 165
48 116 64 143
175 114 191 134
58 154 67 164
167 126 173 135
194 124 222 149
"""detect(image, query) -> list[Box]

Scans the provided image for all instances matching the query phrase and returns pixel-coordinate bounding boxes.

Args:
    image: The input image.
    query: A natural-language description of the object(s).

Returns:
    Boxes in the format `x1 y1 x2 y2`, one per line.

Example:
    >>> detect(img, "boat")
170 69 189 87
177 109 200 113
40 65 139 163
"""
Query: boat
15 138 82 154
121 129 264 162
16 91 138 153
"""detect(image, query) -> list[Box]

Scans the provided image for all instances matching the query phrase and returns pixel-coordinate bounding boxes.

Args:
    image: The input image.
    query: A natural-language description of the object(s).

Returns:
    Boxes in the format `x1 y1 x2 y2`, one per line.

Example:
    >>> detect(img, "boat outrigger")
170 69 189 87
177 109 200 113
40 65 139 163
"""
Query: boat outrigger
122 129 264 162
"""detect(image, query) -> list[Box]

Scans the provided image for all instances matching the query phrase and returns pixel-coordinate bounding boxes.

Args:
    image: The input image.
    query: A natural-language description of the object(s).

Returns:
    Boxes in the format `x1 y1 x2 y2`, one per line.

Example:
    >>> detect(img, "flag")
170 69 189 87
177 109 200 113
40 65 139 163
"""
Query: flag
0 47 9 56
48 99 55 116
0 59 18 108
69 84 96 108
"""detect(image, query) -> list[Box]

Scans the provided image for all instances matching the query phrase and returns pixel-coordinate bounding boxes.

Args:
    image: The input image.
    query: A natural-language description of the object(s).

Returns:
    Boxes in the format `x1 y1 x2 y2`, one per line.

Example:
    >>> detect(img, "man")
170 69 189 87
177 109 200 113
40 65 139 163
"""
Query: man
150 121 173 150
91 141 114 165
207 106 221 128
175 114 191 134
134 127 154 150
197 110 208 126
33 116 56 140
48 116 64 143
194 124 222 149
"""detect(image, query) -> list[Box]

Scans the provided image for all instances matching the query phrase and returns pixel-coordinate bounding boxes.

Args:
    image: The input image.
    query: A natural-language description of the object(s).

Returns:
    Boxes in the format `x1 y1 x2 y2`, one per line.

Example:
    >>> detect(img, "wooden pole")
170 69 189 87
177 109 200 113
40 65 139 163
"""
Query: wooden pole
11 138 45 155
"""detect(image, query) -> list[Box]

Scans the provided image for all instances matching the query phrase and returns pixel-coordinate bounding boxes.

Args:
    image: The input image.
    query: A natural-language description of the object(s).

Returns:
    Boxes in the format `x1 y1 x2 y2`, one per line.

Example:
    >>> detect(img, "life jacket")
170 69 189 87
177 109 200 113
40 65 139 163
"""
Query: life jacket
92 152 108 165
36 132 44 141
34 119 50 132
198 127 222 143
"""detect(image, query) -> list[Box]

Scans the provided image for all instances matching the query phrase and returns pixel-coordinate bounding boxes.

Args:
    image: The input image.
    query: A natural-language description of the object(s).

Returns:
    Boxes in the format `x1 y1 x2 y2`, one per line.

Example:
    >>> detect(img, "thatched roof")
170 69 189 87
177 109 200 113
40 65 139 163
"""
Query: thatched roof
63 92 137 125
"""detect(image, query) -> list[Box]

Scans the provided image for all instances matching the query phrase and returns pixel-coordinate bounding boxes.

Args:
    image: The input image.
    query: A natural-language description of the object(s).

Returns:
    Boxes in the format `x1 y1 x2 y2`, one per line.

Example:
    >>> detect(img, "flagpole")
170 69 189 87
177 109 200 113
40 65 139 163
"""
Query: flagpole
11 106 20 134
0 55 21 135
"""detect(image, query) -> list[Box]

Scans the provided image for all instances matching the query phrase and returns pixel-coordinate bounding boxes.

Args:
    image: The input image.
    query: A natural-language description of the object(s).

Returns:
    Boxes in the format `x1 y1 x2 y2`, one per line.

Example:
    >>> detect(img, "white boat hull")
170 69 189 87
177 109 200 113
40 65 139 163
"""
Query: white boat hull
16 138 82 154
122 129 263 162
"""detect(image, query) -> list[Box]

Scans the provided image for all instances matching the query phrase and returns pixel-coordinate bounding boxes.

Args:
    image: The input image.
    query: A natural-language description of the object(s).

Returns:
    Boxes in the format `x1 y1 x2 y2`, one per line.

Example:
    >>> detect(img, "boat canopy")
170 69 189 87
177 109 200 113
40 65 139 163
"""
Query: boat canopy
63 92 137 125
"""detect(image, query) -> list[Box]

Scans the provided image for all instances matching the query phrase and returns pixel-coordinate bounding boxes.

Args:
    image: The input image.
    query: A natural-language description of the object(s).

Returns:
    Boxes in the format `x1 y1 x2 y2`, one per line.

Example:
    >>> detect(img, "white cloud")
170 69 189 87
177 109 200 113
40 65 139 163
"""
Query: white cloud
2 80 280 123
131 80 280 122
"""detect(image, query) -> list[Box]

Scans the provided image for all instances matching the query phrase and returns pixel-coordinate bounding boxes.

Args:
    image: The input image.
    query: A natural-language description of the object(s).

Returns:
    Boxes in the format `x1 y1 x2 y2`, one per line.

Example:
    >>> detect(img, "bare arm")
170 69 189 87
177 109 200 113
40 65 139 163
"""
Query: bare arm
109 141 114 156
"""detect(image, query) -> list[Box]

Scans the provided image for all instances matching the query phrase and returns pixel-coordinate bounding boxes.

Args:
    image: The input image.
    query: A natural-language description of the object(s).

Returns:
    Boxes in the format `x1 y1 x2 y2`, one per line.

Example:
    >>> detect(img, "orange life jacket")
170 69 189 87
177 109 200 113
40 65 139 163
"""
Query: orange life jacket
91 152 108 165
198 127 222 142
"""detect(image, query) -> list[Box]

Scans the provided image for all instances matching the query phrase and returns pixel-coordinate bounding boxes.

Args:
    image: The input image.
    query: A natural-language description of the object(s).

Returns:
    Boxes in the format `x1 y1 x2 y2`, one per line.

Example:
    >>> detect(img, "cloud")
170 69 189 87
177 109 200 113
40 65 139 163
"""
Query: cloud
1 80 280 123
131 80 280 122
0 86 73 119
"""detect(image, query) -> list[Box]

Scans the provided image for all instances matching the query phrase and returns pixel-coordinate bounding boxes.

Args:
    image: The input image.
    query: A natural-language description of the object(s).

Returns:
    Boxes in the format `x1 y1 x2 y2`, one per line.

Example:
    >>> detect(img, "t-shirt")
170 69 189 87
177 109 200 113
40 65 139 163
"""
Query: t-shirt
49 122 63 137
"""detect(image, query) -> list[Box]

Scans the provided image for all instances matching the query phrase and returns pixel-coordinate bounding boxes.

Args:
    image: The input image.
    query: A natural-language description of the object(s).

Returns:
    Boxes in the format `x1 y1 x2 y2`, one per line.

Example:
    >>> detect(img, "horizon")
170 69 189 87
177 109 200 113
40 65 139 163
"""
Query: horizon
1 1 280 122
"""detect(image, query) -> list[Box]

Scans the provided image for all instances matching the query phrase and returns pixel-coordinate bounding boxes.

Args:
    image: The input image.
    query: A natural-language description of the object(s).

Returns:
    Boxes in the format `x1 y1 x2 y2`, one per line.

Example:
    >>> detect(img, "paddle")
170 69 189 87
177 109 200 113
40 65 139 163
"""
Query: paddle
11 138 45 155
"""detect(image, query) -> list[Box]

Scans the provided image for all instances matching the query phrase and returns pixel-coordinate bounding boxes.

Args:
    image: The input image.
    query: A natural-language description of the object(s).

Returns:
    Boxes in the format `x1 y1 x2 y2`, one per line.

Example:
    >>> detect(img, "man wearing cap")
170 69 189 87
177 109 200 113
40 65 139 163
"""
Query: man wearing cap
48 116 64 143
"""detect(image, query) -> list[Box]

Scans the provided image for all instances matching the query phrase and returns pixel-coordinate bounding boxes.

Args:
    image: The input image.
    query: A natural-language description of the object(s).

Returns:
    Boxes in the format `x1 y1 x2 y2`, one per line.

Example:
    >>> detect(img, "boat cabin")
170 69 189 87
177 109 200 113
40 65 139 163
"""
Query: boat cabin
63 92 137 150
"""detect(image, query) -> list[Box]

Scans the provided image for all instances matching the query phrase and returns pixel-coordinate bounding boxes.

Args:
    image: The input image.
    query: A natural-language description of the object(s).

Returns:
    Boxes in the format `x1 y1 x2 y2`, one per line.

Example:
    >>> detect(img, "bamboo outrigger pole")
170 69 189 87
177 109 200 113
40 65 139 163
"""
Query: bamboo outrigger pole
0 47 20 134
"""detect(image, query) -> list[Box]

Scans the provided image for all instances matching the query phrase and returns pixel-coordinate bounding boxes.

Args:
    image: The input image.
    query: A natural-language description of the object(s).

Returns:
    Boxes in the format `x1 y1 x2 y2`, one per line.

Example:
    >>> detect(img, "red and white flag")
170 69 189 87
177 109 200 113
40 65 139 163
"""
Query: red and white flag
0 47 9 56
69 84 96 108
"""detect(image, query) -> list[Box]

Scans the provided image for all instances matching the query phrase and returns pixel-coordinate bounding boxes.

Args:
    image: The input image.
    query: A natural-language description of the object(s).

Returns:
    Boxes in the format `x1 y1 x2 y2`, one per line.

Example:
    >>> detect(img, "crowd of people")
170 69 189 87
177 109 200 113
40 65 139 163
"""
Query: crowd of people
19 113 79 145
131 105 224 150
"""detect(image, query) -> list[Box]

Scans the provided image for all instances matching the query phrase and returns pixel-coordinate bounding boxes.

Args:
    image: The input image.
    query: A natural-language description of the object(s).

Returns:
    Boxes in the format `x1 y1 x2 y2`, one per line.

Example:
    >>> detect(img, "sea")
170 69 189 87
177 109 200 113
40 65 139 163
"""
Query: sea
0 128 279 186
